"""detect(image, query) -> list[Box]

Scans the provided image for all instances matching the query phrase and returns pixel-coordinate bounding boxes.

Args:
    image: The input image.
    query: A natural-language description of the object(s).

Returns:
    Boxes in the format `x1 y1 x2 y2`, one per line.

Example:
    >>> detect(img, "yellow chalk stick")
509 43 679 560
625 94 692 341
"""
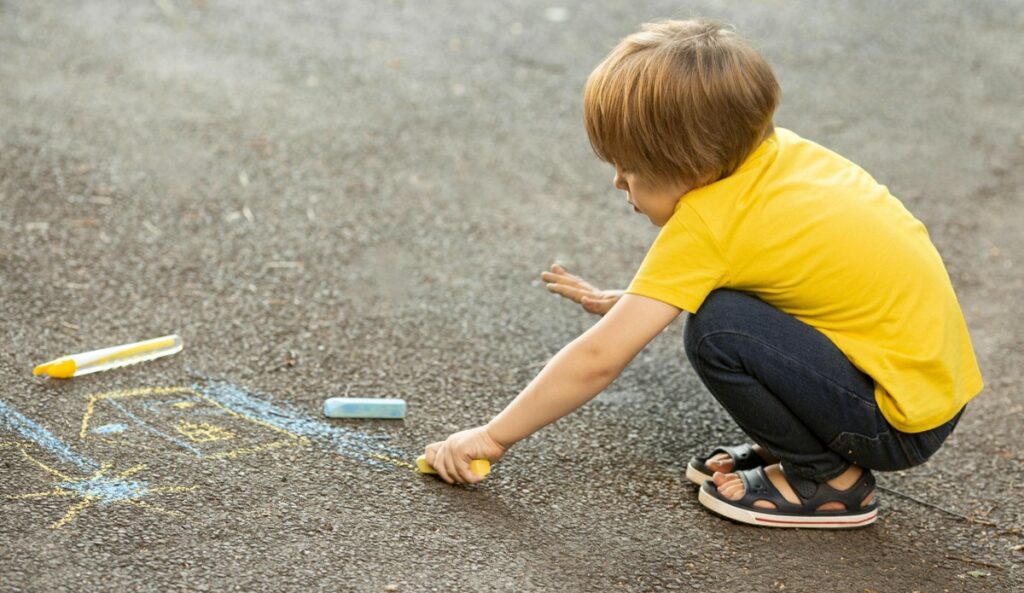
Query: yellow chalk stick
33 335 182 379
415 455 490 477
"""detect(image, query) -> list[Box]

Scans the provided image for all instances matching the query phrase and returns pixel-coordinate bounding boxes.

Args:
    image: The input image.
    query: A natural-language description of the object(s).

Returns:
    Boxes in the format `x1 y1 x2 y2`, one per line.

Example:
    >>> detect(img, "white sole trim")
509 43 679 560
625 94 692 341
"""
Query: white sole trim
685 464 713 486
698 486 878 529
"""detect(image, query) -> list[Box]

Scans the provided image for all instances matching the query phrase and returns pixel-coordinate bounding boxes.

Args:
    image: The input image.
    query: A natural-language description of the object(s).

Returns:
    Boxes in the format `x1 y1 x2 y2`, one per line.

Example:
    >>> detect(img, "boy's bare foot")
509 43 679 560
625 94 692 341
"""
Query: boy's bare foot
704 444 778 473
712 463 876 511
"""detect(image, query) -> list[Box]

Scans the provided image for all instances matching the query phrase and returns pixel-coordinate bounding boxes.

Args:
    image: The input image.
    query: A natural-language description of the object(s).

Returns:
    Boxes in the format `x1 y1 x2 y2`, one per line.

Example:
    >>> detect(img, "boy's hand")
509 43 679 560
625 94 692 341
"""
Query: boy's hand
540 263 624 315
424 426 507 485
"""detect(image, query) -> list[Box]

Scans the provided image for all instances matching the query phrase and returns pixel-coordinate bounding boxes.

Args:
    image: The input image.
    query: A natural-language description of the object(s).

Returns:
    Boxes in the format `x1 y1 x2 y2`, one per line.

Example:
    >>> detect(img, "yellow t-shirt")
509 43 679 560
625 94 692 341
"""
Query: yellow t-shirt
626 128 983 432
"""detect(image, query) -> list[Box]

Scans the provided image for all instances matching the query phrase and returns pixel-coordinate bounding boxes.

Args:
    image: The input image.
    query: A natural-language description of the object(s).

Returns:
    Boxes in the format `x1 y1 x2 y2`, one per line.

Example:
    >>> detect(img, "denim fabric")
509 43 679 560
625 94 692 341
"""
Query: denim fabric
683 289 963 483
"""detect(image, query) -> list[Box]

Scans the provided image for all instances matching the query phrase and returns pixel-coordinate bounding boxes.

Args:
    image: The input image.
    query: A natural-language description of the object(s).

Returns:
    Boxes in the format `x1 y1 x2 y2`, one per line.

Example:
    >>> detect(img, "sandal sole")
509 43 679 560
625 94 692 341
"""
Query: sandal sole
685 463 713 485
698 485 878 529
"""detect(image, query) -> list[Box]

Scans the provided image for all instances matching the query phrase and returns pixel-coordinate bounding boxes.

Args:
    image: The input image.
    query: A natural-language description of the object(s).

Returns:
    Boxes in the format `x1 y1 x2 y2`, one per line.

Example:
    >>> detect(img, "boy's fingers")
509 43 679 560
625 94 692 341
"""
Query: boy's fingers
424 443 440 467
546 283 589 302
540 271 582 287
456 459 479 484
430 444 451 483
548 264 583 282
544 279 588 294
436 450 455 484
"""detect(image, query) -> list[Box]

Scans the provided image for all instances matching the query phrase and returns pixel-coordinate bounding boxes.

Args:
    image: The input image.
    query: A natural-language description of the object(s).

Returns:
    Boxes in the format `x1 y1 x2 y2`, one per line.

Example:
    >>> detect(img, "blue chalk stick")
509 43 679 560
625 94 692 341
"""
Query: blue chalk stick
323 397 406 419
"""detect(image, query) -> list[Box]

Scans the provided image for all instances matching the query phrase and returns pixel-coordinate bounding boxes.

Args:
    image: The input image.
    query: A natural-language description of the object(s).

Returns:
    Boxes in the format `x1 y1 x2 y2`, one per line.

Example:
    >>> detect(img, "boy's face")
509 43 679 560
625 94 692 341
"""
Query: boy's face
613 168 692 227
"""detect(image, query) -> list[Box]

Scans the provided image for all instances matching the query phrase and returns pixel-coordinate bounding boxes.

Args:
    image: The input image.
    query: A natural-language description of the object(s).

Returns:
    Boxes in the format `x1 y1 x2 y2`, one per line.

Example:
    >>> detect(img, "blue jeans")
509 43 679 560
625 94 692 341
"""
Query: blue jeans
683 289 964 483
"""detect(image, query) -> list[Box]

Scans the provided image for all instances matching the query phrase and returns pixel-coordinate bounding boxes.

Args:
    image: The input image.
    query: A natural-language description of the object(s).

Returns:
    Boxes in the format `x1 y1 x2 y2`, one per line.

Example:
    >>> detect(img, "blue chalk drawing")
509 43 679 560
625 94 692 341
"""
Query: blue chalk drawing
3 379 413 530
92 423 128 435
58 475 150 504
196 380 410 470
79 386 300 459
0 399 99 472
102 397 204 456
1 398 197 528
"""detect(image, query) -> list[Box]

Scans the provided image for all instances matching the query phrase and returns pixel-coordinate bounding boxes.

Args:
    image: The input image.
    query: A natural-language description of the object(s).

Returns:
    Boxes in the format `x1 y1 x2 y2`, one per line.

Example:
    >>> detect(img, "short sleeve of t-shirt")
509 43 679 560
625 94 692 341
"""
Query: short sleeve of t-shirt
626 202 728 313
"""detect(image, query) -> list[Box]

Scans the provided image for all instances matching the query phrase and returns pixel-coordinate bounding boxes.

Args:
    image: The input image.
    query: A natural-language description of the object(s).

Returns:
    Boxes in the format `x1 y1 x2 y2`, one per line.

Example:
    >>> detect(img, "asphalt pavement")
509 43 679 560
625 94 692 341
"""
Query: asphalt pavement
1 1 1022 591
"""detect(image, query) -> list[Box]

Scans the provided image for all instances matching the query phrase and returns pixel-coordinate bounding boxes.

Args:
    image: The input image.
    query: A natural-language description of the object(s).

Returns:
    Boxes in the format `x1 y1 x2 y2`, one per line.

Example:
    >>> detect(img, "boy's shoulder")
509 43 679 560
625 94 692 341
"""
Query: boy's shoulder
729 126 880 197
680 126 889 223
773 127 868 175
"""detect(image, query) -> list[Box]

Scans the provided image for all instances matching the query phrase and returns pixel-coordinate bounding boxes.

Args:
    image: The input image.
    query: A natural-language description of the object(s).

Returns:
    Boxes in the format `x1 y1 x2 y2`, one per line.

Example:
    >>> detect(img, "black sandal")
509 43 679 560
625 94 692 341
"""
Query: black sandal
686 443 775 485
697 464 878 529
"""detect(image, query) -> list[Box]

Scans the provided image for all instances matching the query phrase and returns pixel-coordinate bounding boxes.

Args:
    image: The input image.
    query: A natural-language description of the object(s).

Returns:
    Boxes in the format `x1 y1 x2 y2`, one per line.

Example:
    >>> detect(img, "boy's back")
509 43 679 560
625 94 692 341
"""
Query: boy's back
628 128 983 432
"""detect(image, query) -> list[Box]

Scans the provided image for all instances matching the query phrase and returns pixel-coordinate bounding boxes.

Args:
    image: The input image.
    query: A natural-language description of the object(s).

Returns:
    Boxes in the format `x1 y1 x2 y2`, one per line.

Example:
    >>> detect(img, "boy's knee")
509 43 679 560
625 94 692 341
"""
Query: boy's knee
684 289 748 351
684 290 772 370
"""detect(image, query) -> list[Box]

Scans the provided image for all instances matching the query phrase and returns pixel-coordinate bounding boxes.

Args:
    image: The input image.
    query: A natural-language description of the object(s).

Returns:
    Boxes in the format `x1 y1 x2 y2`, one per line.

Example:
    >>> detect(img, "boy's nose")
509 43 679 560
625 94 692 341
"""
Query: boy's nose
613 173 628 191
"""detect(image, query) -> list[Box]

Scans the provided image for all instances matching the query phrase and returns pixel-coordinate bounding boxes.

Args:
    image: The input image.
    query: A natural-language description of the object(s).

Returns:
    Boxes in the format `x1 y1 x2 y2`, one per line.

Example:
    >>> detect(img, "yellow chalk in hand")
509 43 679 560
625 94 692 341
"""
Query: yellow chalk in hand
416 455 490 477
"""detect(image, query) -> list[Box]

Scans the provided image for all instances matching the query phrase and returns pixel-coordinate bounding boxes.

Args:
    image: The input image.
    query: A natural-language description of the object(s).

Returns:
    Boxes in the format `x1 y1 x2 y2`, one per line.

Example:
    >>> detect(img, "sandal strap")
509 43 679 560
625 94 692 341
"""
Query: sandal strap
778 463 877 512
700 443 761 471
720 444 758 468
727 466 877 515
734 467 802 512
778 463 820 500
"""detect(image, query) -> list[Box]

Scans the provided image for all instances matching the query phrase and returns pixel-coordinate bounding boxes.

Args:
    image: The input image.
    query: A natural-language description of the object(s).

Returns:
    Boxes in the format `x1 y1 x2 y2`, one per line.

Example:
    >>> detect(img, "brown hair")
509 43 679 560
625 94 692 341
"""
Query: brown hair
583 19 780 186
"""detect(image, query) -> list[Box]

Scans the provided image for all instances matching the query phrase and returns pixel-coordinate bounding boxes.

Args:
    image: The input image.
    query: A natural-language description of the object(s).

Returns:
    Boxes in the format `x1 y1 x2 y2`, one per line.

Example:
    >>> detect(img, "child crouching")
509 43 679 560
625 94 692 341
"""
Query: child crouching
423 19 982 529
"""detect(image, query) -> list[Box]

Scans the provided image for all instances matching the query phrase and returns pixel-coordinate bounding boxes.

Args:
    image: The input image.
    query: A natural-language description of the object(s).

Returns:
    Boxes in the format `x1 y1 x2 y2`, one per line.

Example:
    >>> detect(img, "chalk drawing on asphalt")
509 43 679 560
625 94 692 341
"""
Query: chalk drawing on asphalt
1 398 198 529
2 379 415 530
193 379 414 470
79 385 306 459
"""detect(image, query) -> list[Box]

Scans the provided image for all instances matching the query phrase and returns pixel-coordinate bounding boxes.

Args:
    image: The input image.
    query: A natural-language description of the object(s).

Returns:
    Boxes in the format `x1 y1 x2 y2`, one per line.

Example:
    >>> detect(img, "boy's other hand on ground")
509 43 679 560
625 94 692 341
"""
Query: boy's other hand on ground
540 263 623 315
424 426 506 485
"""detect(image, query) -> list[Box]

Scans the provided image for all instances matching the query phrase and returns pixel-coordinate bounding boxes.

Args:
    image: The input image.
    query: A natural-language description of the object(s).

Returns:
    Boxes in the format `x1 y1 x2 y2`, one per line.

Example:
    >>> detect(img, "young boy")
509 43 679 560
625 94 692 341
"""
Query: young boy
422 19 983 528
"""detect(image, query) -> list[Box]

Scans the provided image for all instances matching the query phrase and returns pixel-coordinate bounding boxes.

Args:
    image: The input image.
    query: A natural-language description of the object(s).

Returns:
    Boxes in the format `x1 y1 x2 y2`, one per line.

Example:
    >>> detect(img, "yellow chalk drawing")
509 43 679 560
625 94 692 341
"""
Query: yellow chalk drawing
368 451 417 471
79 386 307 459
4 381 415 532
2 440 198 529
176 422 235 442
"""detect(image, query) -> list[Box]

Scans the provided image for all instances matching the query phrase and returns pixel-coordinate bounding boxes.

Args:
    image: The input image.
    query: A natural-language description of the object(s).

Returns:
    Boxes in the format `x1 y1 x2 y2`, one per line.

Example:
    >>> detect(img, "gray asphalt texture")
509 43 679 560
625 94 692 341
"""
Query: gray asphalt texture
2 1 1023 591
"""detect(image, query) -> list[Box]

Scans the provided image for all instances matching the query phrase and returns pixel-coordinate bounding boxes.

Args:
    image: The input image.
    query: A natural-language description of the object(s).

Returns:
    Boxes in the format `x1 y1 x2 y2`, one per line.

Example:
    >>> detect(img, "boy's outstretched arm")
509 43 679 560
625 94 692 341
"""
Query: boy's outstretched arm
423 294 681 484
